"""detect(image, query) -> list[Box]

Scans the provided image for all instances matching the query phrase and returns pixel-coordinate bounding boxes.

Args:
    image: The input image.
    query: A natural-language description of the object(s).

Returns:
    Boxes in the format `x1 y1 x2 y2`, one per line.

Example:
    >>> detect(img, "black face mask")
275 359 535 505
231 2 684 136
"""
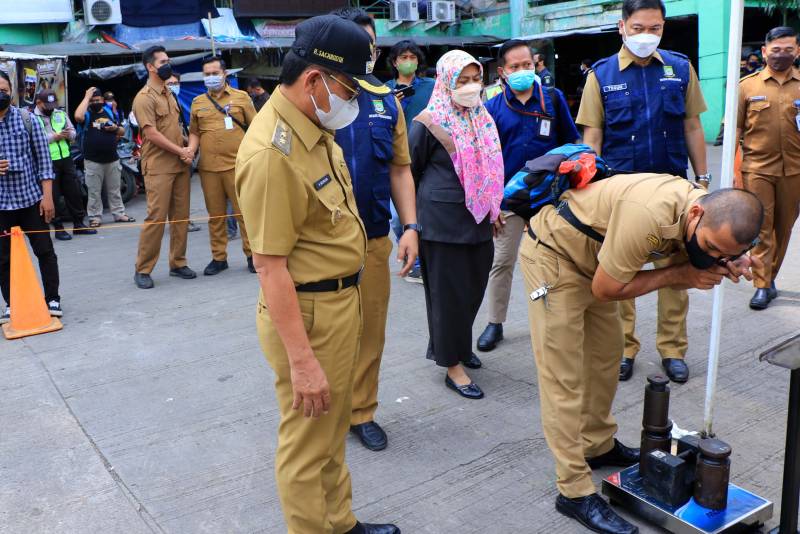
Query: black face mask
684 214 719 270
156 63 173 81
41 108 54 116
89 102 104 113
748 61 760 70
767 52 795 72
0 92 10 111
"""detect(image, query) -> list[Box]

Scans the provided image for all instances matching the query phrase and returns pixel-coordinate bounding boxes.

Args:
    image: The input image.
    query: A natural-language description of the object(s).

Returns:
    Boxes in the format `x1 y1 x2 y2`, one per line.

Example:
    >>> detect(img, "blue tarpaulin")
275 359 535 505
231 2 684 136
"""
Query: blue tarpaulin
121 0 218 27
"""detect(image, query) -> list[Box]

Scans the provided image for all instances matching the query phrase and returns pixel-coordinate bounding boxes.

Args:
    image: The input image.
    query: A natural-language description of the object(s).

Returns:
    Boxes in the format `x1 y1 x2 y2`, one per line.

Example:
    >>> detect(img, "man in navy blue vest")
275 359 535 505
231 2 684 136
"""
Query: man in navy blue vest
477 39 579 353
333 8 419 452
577 0 709 385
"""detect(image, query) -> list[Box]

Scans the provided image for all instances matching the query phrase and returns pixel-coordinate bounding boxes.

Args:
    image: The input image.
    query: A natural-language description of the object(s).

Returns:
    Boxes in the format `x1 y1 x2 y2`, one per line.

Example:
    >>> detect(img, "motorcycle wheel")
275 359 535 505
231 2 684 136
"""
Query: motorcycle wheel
120 166 137 204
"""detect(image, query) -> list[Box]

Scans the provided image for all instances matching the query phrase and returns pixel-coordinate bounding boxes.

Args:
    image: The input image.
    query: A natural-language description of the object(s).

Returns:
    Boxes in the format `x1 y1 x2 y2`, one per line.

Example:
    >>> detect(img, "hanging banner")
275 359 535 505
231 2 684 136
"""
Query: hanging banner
17 59 66 109
0 60 19 106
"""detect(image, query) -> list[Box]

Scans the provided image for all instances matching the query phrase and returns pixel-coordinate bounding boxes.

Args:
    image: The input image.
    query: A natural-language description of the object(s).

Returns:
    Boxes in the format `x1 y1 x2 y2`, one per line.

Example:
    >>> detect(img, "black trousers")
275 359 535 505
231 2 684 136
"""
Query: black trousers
0 203 60 306
420 239 494 367
52 157 86 227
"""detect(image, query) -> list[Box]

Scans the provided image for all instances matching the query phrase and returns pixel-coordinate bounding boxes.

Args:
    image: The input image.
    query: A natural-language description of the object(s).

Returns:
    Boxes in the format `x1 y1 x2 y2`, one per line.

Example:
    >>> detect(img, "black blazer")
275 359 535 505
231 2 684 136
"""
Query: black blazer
409 121 493 245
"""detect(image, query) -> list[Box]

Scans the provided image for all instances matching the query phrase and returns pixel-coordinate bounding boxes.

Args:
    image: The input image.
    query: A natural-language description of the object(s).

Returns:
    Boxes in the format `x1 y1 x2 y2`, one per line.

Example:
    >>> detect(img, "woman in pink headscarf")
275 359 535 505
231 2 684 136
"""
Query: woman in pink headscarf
409 49 504 400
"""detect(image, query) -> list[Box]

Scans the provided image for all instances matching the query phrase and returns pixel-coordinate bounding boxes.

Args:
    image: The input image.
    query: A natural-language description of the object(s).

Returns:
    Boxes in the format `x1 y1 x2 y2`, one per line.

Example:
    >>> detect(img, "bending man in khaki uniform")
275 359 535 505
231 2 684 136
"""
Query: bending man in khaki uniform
132 45 196 289
188 56 257 276
520 174 762 534
236 15 400 534
736 26 800 310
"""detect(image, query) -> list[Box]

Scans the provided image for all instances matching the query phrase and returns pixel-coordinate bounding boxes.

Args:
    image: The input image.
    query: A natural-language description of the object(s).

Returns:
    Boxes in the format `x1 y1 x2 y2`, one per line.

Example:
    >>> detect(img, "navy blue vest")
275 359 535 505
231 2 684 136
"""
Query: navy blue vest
593 49 690 177
335 91 399 239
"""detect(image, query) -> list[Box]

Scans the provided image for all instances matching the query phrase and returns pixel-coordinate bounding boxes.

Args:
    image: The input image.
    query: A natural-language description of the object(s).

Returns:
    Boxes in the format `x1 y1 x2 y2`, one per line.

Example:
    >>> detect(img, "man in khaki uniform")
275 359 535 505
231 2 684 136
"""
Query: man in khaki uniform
188 56 257 276
520 174 763 534
737 26 800 310
235 15 400 534
132 45 196 289
577 0 710 384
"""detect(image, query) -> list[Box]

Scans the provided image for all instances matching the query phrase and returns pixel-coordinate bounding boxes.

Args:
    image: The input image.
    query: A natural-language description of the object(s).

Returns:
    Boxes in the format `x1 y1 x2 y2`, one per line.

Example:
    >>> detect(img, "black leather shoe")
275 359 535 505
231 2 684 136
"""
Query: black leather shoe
462 352 482 369
134 272 154 289
587 439 640 469
619 357 635 382
662 358 689 383
350 421 388 451
169 266 197 279
556 493 638 534
72 225 97 235
445 376 484 399
769 282 778 300
54 229 72 241
344 521 401 534
477 322 503 352
247 256 256 273
203 259 229 276
749 288 774 310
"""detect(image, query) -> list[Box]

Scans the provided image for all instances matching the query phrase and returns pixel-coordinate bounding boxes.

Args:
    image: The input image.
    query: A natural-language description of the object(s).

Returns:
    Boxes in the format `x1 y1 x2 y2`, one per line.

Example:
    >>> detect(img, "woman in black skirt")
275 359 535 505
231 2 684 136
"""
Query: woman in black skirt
409 50 505 399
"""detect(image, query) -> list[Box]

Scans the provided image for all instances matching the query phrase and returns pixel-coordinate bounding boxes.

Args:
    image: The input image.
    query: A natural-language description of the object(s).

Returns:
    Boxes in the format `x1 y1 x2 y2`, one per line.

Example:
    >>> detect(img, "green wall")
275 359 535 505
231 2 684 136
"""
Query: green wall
0 24 61 45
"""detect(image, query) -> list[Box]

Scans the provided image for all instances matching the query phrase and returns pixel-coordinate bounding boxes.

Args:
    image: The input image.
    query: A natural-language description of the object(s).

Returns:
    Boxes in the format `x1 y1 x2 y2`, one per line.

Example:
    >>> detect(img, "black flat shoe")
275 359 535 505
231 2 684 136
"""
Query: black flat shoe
445 376 484 399
169 266 197 279
769 282 778 300
555 493 638 534
350 421 388 451
462 352 482 369
345 521 401 534
477 322 503 352
587 439 640 469
749 288 774 310
247 256 256 273
662 358 689 383
54 229 72 241
72 225 97 235
134 272 154 289
203 259 228 276
619 357 635 382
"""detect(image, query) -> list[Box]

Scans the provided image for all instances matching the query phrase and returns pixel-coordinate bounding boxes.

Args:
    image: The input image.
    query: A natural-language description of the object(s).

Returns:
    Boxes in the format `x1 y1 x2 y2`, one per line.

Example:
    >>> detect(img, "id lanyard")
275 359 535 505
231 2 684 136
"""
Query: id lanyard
223 104 234 130
502 83 553 138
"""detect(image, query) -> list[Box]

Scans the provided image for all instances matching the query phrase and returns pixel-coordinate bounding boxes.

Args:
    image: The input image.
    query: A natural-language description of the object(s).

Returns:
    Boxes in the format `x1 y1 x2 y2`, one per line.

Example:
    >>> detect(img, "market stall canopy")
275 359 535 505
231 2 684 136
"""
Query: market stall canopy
0 51 66 61
2 38 280 58
77 51 210 80
516 24 617 42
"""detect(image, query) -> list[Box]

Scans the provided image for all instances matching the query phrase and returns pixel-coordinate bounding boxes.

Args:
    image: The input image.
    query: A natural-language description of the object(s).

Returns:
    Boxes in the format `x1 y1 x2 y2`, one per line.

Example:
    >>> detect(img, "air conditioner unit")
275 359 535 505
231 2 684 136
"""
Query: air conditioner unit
85 0 122 26
390 0 420 22
427 0 456 22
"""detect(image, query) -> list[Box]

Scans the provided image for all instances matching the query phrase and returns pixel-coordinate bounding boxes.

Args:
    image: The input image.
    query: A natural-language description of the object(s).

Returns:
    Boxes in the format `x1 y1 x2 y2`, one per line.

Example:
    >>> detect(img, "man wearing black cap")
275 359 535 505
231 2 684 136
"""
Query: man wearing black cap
236 14 400 534
34 89 96 240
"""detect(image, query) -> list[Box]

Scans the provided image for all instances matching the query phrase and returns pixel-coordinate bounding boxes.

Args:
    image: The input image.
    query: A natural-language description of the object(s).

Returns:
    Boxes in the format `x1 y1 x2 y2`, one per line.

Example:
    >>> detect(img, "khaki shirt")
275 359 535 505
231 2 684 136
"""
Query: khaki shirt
389 97 412 166
132 81 185 175
576 46 707 129
189 85 257 172
531 173 706 283
737 67 800 176
235 87 367 285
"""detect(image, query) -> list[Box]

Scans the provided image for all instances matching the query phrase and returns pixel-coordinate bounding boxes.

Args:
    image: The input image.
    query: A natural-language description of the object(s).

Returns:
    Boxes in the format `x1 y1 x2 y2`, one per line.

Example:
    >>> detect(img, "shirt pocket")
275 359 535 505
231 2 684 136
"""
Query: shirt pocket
604 96 634 126
429 188 465 204
520 245 562 293
370 125 394 163
662 87 686 118
196 106 219 132
311 178 347 236
746 100 770 124
5 125 32 172
155 100 171 129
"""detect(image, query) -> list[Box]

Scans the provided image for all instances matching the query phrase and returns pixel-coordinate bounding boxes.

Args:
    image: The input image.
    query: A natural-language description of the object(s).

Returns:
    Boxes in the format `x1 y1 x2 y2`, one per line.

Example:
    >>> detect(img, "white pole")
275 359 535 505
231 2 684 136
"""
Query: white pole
703 0 745 438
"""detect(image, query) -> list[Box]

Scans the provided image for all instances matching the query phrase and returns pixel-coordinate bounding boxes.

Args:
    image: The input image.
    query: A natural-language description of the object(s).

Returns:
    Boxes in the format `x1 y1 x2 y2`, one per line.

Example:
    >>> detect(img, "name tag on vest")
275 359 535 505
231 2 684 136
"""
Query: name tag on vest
602 83 627 93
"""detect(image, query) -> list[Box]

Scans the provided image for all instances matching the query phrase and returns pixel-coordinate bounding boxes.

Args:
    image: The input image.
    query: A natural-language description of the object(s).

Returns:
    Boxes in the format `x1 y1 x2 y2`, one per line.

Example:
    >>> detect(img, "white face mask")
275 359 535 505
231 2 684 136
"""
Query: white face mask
451 82 482 108
168 84 180 96
310 75 360 130
204 75 225 91
623 26 662 59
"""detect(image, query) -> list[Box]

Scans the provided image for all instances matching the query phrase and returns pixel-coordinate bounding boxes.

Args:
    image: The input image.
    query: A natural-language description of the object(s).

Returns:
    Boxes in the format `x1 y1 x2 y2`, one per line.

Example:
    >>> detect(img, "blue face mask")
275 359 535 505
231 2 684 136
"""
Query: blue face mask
505 69 537 92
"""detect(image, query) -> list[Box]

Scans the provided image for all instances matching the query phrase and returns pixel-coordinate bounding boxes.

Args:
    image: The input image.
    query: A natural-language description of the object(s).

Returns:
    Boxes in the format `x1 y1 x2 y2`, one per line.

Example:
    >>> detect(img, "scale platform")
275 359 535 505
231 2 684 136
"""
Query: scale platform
602 465 773 533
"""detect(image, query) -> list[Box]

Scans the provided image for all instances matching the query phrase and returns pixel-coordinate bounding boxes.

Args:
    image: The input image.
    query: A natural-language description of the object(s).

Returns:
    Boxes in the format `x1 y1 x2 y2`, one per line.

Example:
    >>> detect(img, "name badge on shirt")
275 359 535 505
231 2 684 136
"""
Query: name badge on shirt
224 116 234 130
538 118 552 138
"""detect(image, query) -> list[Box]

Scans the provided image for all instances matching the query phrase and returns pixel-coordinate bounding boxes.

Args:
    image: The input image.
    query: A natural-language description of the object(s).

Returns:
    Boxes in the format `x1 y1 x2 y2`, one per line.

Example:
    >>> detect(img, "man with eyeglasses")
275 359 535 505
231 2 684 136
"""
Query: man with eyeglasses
520 174 763 534
236 14 400 534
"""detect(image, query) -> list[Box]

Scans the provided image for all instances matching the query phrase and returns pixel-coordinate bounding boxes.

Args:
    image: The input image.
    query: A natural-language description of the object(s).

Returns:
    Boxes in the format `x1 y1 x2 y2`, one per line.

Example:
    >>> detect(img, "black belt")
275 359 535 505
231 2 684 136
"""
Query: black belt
295 271 361 292
526 201 605 246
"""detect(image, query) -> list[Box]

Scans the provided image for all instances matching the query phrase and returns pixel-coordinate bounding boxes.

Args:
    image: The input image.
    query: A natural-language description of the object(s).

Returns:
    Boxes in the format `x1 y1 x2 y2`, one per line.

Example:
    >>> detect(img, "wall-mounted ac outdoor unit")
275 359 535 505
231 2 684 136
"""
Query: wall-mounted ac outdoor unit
427 0 456 23
390 0 420 22
85 0 122 25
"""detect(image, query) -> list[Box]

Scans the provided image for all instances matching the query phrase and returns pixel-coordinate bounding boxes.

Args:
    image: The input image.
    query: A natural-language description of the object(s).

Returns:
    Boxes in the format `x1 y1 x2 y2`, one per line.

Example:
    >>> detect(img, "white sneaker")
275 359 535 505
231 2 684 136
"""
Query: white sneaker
47 300 63 317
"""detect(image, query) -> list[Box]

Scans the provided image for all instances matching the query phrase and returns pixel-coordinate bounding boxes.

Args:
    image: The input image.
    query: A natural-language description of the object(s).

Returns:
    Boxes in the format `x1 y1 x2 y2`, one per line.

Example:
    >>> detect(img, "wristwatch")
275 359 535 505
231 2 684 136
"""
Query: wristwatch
403 223 419 233
695 173 712 186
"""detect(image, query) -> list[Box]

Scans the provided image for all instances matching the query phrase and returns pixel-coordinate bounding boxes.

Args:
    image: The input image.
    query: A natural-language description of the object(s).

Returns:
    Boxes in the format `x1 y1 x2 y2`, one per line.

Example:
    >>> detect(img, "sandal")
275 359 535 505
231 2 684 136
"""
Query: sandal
89 218 102 228
115 214 136 223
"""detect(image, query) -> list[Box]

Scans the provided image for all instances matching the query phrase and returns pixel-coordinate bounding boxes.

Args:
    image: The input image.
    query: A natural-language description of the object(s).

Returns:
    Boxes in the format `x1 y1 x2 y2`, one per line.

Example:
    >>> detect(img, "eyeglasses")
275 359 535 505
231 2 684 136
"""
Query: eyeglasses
715 238 759 266
327 73 361 103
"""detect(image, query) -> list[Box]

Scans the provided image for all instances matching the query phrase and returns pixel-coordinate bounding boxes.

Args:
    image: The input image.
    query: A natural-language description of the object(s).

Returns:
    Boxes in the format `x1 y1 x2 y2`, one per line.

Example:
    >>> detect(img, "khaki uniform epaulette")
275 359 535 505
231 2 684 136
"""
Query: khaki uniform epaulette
271 119 292 156
739 71 760 84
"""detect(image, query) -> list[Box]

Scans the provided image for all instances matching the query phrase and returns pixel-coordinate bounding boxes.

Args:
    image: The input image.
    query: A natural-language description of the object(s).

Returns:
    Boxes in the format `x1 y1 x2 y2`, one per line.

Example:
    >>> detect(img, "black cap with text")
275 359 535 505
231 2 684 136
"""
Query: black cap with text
291 14 389 96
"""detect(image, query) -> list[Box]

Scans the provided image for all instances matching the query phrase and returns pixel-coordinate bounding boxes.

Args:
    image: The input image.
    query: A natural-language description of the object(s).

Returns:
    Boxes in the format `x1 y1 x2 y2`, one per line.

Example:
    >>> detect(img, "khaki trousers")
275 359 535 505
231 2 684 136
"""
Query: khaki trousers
620 257 688 360
135 170 190 274
743 172 800 288
486 211 527 324
351 236 392 425
84 160 125 219
257 287 361 534
520 236 622 498
199 168 252 261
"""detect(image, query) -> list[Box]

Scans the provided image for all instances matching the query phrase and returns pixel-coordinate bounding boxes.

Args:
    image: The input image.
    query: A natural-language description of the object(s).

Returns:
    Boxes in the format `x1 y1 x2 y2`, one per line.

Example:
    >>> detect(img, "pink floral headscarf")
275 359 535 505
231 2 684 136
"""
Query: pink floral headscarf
414 50 504 224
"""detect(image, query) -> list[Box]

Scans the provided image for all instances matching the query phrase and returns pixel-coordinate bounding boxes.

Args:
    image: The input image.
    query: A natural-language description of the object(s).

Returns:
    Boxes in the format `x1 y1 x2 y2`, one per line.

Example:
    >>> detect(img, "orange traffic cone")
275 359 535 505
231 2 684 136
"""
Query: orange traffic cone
2 226 62 340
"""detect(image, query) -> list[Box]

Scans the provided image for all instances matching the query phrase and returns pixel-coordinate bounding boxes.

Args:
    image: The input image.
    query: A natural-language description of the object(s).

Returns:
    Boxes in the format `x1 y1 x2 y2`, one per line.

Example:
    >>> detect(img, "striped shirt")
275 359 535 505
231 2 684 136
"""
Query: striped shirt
0 106 55 210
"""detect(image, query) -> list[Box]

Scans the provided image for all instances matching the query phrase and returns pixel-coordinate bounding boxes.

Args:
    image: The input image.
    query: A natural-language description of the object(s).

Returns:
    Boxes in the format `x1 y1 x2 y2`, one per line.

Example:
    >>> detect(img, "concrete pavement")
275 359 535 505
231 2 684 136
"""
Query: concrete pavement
1 146 799 533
